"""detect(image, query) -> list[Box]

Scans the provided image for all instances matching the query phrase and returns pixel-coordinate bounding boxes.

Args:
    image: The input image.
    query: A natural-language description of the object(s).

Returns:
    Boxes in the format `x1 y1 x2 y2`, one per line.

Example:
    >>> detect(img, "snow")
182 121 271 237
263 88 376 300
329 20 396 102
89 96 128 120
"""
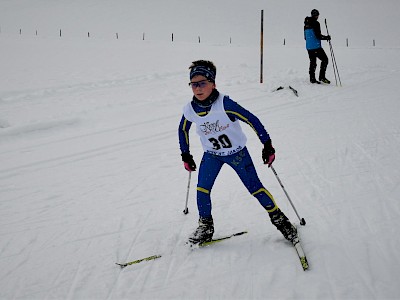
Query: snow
1 0 400 299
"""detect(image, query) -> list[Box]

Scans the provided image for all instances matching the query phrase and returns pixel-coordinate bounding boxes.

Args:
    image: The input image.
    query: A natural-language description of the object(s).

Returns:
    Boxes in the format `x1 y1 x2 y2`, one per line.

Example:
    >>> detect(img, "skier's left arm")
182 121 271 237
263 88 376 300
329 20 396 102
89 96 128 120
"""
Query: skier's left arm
224 97 275 166
224 97 270 143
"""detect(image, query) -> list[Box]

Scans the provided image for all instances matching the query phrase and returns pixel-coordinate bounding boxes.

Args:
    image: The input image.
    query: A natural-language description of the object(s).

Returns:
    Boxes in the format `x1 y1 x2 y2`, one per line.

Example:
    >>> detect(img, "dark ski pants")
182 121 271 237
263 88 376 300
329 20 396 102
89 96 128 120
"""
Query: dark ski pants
308 48 328 80
196 147 278 218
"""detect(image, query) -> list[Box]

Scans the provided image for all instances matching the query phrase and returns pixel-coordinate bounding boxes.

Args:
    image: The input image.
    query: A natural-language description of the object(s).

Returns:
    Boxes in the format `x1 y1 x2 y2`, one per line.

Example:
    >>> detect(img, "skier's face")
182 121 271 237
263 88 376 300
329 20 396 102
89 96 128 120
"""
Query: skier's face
190 75 216 101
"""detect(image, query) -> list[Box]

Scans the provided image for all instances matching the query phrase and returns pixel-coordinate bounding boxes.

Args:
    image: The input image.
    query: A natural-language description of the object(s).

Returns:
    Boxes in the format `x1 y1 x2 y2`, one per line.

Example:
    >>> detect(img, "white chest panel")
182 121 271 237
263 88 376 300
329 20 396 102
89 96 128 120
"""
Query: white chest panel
183 94 247 156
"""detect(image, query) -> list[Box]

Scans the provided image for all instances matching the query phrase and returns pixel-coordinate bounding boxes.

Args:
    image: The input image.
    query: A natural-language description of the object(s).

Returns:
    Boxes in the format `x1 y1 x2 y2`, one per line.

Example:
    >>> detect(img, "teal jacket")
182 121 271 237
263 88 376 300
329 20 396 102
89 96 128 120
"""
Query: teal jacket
304 16 329 50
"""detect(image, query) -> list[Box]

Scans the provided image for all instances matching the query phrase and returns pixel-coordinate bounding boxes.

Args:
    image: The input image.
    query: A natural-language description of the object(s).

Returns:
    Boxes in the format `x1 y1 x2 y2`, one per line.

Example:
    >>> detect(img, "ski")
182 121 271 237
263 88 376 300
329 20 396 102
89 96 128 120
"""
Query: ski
291 225 309 271
272 86 299 97
116 231 247 269
311 80 332 85
288 86 298 97
116 254 162 269
272 86 284 92
197 231 248 247
292 238 309 270
320 79 331 84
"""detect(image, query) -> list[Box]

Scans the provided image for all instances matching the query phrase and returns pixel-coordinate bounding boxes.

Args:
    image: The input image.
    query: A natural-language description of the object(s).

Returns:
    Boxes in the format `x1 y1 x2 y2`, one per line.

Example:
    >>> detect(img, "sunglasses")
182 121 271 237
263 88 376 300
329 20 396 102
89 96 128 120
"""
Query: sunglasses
188 80 211 88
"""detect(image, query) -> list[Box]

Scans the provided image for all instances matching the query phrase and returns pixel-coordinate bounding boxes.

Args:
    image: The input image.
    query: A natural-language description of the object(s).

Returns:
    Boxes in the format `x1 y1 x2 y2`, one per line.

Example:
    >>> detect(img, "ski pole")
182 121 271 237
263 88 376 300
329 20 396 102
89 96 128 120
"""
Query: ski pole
325 20 339 86
325 19 342 87
183 171 191 214
328 41 338 86
330 43 342 86
325 20 338 87
270 165 306 226
329 42 341 86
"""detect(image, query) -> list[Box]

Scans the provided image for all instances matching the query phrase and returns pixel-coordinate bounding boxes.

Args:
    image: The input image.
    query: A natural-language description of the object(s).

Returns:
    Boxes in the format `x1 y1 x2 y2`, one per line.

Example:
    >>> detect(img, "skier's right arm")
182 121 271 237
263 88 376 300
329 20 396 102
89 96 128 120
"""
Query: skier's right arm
178 115 196 171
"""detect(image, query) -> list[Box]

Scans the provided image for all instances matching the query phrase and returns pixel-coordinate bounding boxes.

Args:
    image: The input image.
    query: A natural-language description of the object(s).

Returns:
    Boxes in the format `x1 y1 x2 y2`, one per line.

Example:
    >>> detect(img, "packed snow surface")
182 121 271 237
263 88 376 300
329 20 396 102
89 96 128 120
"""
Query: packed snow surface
1 0 400 299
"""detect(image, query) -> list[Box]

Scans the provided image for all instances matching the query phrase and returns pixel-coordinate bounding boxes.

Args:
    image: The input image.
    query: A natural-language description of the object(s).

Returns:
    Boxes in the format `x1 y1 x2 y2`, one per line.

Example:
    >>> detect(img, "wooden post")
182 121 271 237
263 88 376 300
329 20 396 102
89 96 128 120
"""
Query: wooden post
143 32 145 40
346 38 348 47
260 10 264 83
172 33 174 42
283 38 286 46
198 36 201 43
373 39 375 46
116 33 119 39
60 29 62 37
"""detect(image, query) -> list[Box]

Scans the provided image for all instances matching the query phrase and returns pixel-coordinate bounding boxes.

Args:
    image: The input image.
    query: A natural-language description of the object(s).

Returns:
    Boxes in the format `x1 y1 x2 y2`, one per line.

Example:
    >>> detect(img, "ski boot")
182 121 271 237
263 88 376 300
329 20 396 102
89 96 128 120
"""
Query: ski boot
310 78 320 84
319 77 331 84
269 209 298 242
189 217 214 244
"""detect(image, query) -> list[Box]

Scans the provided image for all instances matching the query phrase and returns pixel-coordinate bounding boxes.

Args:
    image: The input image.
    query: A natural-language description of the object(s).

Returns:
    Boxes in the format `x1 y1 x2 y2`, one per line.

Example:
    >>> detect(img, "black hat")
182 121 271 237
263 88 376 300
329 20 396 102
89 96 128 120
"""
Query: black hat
190 65 216 82
311 9 319 17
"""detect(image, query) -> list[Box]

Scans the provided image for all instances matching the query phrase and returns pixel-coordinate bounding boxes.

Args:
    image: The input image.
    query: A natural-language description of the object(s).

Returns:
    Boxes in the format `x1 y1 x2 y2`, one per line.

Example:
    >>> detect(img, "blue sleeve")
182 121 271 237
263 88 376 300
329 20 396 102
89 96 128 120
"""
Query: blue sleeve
178 114 192 154
223 96 271 144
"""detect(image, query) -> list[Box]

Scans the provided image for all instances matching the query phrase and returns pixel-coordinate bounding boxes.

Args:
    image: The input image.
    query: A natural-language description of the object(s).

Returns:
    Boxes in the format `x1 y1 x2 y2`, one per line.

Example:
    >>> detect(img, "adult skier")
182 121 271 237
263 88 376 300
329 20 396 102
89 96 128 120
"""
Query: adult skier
178 60 297 245
304 9 331 84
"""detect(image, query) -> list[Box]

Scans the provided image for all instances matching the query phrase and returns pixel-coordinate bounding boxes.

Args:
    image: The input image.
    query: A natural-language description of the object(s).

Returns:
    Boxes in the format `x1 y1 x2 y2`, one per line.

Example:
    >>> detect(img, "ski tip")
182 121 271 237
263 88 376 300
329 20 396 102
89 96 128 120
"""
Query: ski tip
272 86 284 92
233 231 248 236
116 263 127 269
300 257 309 271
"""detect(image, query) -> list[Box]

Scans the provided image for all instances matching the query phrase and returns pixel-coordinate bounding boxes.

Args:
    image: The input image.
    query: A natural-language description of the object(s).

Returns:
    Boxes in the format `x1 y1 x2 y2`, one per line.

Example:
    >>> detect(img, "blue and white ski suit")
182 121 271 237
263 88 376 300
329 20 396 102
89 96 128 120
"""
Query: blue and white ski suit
178 92 278 218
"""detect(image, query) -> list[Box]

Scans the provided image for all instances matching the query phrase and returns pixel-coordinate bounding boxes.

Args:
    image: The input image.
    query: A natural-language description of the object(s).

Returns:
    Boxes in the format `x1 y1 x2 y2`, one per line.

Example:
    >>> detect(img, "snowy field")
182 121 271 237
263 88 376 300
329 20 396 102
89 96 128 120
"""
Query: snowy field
1 0 400 299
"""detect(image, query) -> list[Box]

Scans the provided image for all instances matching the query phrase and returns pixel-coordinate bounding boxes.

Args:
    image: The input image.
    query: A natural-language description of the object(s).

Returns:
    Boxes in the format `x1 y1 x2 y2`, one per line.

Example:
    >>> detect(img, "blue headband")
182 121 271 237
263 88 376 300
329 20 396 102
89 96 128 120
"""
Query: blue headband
190 65 216 82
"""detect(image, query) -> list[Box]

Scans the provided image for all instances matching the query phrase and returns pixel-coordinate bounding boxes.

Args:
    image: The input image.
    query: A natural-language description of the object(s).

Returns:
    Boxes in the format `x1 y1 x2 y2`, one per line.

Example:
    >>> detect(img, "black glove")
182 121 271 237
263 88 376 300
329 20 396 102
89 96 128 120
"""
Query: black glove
181 153 196 171
262 140 276 167
325 35 331 41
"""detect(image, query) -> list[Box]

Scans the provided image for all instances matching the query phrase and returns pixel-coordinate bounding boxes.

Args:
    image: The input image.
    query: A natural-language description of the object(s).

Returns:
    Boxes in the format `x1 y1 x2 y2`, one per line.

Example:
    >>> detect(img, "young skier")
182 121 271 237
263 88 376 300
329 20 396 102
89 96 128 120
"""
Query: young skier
304 9 331 84
178 60 297 244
